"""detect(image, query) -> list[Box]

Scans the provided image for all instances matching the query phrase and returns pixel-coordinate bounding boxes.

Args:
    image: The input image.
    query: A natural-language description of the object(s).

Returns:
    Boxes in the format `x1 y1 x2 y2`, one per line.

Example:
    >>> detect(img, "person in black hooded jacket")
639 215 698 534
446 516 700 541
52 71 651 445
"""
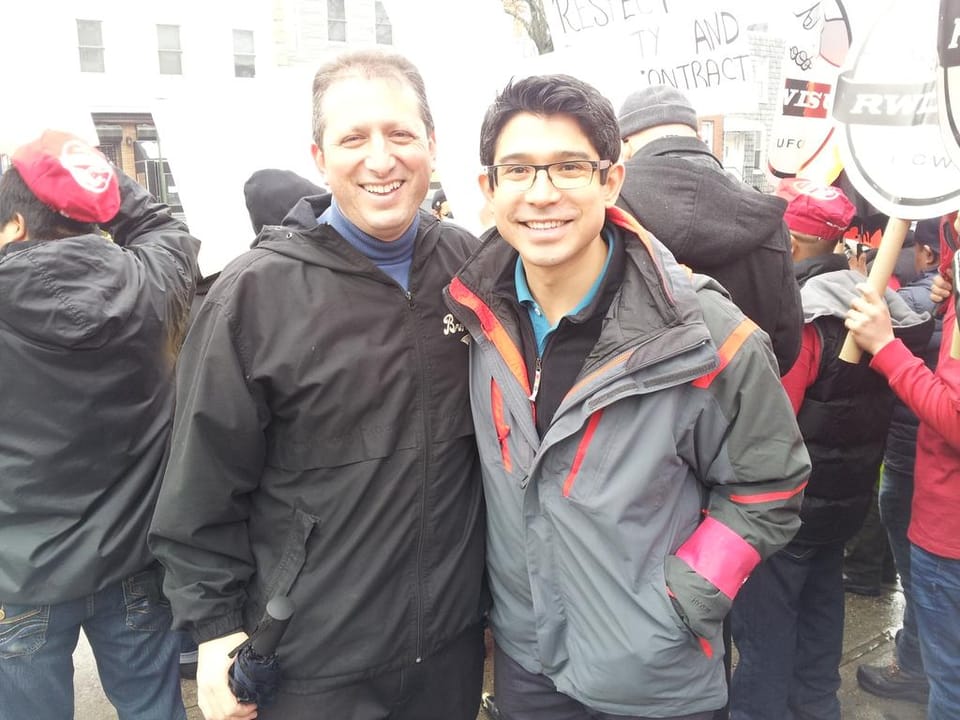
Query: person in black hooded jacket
616 85 802 375
186 169 327 322
0 131 199 720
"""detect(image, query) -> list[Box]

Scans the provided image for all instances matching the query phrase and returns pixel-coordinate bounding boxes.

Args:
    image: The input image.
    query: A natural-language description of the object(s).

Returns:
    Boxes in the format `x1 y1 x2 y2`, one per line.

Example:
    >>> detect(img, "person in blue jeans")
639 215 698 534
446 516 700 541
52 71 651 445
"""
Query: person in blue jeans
0 131 199 719
857 221 942 704
846 212 960 720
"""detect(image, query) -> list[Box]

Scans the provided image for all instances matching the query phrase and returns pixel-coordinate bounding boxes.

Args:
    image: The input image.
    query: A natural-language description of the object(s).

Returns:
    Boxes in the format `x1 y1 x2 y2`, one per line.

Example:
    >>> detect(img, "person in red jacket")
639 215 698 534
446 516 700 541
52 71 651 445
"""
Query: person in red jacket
845 216 960 720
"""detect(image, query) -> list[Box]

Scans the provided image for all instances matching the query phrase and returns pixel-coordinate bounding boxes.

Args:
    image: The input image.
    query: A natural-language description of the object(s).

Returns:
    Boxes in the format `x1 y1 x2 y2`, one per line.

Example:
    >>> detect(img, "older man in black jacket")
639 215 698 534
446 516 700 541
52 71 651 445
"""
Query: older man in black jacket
616 86 802 375
150 49 486 720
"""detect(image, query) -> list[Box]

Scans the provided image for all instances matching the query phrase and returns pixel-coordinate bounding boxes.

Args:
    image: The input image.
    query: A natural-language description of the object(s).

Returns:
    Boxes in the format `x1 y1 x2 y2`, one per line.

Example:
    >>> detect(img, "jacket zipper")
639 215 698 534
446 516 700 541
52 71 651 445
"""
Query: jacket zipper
408 290 426 663
528 356 542 402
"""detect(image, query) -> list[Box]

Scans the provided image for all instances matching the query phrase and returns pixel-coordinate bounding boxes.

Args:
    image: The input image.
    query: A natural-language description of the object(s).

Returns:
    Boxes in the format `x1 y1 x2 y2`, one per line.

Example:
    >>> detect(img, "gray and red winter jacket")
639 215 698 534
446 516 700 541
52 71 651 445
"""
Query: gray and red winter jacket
444 206 810 717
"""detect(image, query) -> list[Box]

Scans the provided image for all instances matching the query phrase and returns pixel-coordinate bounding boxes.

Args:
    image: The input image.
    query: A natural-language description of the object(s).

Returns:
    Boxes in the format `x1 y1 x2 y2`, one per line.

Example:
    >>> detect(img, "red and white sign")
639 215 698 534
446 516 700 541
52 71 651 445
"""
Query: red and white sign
767 0 853 183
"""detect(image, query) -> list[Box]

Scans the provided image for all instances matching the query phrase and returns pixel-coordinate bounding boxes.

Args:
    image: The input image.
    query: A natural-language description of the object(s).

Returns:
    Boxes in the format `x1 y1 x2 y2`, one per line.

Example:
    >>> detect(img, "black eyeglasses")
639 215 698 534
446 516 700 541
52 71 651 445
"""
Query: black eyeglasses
485 159 611 192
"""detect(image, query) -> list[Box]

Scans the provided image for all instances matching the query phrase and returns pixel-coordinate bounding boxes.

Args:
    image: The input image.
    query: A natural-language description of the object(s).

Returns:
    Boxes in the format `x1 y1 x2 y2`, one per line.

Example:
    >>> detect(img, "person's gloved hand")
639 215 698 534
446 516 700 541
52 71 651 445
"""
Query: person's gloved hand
664 554 729 646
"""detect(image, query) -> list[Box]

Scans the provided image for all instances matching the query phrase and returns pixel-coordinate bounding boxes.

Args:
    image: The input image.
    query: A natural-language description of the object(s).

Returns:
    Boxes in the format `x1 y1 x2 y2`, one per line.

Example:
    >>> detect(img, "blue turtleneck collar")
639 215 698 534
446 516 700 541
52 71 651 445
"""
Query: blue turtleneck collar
318 198 418 290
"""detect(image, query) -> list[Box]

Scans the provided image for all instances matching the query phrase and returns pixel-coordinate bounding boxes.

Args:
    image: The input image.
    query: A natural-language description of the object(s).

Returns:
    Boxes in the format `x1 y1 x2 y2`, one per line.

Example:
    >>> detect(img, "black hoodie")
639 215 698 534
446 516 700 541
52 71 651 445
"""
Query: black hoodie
616 135 803 374
0 174 199 603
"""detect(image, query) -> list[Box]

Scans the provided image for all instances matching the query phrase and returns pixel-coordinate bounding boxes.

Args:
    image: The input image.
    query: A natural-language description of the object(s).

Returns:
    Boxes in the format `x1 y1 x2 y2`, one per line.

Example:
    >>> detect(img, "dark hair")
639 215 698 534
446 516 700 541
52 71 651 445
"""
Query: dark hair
478 74 622 167
431 188 447 211
312 49 435 146
0 168 96 241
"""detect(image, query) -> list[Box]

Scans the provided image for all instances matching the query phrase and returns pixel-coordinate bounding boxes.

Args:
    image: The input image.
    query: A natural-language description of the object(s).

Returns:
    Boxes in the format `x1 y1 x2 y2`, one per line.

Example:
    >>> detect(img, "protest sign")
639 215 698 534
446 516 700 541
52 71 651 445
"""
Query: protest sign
766 1 854 183
150 68 321 275
937 0 960 166
830 0 960 361
382 0 763 235
833 0 960 220
540 0 758 113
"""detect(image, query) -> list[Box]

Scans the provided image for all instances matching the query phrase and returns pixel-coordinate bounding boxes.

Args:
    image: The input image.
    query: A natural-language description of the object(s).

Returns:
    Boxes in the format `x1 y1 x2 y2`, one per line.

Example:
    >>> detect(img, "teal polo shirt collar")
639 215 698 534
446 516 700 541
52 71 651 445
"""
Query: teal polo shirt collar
515 230 615 356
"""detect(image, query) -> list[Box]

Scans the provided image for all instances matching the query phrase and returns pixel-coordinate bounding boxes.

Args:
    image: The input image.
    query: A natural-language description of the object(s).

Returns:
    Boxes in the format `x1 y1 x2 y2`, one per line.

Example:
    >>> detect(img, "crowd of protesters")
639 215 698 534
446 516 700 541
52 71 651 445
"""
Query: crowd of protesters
1 48 957 720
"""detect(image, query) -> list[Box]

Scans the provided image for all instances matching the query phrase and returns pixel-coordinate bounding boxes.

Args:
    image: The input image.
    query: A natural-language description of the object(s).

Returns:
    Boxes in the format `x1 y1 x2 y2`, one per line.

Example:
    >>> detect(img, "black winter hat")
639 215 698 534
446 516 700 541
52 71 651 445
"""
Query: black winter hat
618 85 698 139
244 169 325 233
914 218 941 256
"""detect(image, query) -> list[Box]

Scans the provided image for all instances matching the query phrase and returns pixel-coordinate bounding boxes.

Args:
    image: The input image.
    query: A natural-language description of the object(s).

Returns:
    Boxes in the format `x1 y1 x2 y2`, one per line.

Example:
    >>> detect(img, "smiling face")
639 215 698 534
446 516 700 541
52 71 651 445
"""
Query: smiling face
480 112 623 279
313 75 436 242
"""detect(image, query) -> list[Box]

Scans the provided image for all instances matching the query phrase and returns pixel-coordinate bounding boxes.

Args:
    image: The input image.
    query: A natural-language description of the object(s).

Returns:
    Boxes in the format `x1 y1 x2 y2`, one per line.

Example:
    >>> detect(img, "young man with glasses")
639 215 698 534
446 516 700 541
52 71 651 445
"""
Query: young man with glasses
444 74 810 720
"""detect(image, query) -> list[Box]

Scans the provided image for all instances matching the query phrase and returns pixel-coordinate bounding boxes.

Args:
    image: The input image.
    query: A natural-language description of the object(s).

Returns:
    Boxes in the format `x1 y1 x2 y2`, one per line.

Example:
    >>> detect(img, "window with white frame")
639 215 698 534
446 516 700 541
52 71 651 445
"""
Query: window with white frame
77 19 105 73
157 24 182 75
375 1 392 45
328 0 346 42
233 29 255 78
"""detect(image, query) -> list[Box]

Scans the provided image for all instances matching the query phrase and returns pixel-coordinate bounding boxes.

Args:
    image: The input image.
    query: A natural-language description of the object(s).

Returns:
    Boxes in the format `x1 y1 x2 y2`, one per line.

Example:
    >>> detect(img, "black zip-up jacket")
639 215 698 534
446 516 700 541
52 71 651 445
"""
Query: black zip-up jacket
617 135 803 375
149 196 485 692
0 174 199 604
791 254 932 545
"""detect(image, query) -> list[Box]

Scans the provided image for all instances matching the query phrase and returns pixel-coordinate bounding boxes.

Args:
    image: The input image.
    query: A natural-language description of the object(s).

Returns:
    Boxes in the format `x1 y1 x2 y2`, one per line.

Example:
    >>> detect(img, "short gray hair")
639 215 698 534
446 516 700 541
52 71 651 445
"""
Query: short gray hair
311 49 435 146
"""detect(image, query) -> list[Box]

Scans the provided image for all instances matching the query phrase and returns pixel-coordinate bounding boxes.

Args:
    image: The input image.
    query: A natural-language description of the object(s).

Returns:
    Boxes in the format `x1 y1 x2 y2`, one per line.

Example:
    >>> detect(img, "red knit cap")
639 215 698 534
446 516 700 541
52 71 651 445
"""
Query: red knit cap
775 178 855 242
12 130 120 224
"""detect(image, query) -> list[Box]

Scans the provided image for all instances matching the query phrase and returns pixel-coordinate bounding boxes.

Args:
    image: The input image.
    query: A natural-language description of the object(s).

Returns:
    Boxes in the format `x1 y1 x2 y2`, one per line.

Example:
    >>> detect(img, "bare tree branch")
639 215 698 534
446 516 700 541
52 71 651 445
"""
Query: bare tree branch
502 0 554 54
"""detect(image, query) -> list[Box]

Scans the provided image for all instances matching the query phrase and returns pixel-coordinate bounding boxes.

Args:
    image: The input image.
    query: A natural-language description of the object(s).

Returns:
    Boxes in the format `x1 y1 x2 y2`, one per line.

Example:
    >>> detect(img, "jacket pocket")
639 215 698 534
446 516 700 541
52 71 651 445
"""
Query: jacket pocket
0 604 50 658
262 507 320 601
561 409 604 498
491 379 513 472
122 563 174 632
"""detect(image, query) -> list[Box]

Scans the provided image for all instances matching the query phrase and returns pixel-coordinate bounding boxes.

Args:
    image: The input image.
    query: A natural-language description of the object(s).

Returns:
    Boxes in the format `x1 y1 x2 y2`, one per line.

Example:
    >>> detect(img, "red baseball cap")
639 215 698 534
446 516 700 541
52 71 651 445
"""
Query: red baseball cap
11 130 120 224
775 178 855 242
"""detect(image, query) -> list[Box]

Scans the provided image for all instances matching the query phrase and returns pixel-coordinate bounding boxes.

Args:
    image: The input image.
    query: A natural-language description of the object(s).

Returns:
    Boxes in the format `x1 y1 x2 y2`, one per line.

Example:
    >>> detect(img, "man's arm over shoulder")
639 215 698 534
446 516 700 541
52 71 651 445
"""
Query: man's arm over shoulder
666 290 810 647
149 292 266 643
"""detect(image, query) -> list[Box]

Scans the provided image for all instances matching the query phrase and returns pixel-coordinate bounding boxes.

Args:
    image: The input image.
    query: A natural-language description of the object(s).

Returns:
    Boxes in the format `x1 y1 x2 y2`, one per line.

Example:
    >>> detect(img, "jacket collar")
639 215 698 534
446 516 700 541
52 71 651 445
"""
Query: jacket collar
793 252 849 287
449 207 713 388
629 135 720 167
255 194 442 272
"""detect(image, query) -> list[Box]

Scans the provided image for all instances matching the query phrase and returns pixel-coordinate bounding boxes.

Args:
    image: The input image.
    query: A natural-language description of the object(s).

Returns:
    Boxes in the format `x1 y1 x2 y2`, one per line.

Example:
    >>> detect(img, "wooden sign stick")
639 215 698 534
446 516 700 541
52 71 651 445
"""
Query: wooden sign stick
839 216 911 364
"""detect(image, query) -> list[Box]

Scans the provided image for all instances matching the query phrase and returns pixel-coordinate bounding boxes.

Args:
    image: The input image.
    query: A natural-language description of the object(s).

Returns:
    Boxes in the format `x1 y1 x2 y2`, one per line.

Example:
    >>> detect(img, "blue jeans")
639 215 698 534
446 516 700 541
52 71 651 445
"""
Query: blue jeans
879 465 924 674
729 541 844 720
910 544 960 719
0 564 185 720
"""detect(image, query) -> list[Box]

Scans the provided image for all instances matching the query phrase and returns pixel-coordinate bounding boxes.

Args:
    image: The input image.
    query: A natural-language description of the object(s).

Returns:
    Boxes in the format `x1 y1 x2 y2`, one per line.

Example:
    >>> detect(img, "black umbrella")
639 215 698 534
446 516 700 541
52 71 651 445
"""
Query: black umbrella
228 595 295 707
481 692 501 720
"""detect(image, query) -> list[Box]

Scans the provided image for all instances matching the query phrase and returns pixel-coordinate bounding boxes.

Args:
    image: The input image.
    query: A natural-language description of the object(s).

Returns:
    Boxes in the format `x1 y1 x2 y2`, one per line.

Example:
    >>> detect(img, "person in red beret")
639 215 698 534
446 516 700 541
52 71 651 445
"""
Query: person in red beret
0 130 200 719
729 179 933 720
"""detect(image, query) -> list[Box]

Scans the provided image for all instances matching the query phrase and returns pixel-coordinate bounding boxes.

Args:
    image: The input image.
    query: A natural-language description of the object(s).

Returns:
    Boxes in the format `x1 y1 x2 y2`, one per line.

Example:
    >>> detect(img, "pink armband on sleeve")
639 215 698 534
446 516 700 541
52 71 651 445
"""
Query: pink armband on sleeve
675 516 762 600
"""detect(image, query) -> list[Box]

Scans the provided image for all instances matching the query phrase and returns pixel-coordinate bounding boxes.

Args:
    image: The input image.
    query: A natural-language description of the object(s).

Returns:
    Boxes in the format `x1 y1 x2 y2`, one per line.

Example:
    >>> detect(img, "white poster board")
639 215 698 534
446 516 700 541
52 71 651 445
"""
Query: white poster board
833 0 960 219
